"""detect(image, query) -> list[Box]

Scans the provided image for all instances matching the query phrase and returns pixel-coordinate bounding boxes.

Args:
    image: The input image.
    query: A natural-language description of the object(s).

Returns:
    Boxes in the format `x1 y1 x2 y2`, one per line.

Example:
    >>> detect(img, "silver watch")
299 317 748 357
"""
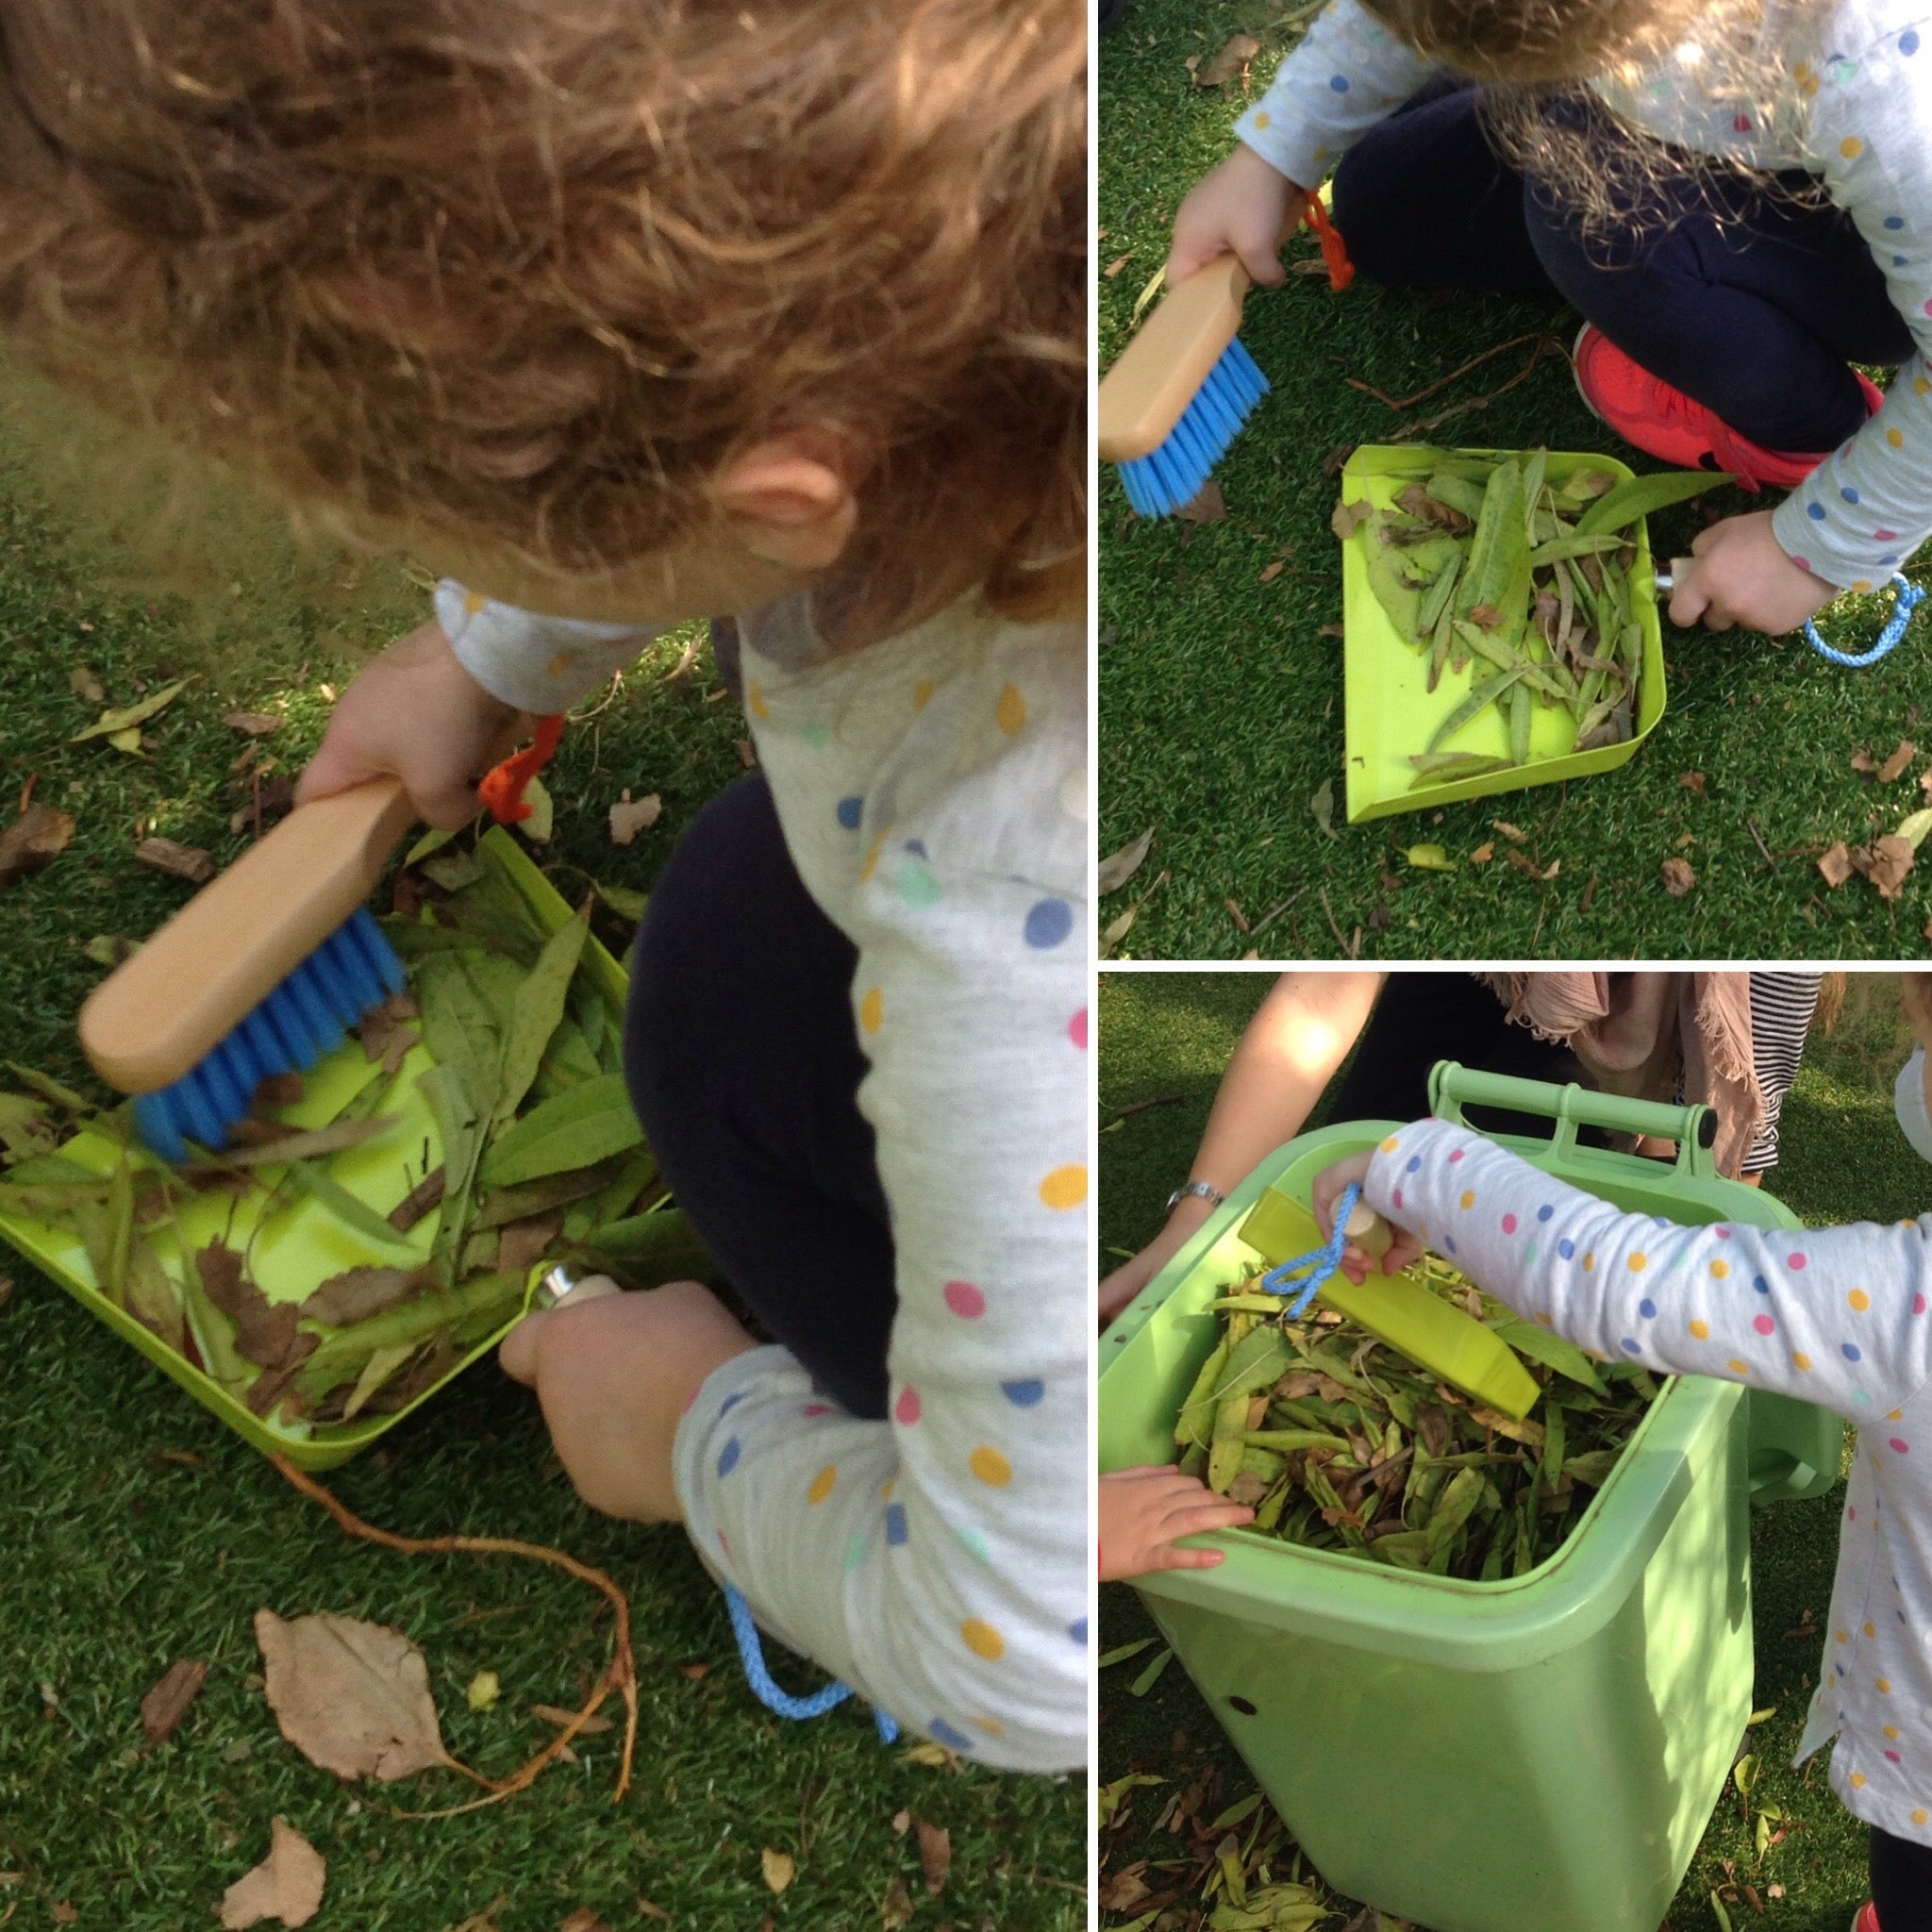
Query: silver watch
1165 1180 1224 1215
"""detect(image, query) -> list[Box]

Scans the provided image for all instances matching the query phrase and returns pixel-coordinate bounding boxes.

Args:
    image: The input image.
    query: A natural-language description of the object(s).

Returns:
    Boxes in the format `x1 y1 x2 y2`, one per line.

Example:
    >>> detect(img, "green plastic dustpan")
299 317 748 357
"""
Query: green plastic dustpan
0 826 640 1470
1340 444 1668 824
1237 1187 1541 1419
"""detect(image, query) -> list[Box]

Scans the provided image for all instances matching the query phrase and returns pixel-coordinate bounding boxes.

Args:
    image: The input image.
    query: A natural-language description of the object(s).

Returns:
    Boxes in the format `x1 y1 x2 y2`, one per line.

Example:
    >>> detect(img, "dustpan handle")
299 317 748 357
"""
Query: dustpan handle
1426 1061 1717 1182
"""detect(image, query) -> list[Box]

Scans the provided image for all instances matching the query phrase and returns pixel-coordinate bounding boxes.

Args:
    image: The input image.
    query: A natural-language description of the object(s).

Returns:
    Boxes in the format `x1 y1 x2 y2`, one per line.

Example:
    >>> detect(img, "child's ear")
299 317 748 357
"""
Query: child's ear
716 430 863 572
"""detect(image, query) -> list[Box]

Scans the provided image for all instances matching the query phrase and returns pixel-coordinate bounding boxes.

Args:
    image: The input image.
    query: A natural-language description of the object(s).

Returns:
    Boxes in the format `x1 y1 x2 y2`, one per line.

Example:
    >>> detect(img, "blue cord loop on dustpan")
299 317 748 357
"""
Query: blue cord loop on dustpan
1258 1181 1362 1319
724 1581 899 1743
1803 572 1926 667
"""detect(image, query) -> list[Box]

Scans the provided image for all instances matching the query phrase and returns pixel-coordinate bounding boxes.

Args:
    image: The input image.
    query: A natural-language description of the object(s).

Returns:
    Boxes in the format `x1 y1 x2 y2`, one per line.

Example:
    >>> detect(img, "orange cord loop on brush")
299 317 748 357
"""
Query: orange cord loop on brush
477 713 566 825
1304 197 1355 292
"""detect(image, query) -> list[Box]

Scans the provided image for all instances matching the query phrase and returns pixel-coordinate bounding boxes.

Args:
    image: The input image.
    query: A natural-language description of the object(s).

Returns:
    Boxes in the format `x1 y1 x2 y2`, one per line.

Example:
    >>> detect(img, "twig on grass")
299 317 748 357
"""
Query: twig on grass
1745 818 1778 868
269 1454 639 1813
1345 331 1553 413
1104 1092 1189 1130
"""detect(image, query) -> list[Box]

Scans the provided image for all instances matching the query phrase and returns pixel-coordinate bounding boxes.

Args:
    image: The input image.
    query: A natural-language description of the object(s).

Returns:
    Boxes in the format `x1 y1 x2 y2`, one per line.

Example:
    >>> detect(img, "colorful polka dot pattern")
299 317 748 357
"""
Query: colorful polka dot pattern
1372 1115 1932 1832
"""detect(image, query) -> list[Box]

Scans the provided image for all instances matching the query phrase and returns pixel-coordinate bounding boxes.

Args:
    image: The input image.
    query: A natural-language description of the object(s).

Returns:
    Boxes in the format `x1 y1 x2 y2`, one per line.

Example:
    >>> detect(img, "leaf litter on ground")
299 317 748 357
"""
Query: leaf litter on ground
217 1818 325 1930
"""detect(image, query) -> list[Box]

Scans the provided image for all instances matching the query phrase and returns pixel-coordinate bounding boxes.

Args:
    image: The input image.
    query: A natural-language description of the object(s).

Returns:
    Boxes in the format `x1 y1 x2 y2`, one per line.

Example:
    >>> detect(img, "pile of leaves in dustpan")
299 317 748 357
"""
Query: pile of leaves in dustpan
1174 1256 1659 1580
0 844 714 1434
1337 450 1725 781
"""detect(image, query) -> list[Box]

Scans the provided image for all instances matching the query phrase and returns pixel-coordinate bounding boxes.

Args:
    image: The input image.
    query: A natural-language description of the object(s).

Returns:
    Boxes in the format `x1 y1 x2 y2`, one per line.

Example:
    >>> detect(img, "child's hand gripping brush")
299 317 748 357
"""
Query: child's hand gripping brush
1240 1179 1541 1422
1098 201 1352 518
79 719 564 1163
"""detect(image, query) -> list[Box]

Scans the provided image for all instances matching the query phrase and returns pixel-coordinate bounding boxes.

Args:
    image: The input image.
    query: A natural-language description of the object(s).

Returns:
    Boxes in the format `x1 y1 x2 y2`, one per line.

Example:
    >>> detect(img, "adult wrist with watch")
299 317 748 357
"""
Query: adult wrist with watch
1164 1179 1224 1218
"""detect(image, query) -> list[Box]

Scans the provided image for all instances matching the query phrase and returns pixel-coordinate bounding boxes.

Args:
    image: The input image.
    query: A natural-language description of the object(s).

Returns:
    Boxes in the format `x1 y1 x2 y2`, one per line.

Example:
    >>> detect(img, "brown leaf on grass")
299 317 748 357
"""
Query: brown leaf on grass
1491 821 1527 843
196 1244 317 1375
1660 857 1696 898
759 1849 795 1895
1470 841 1495 864
299 1265 432 1328
1818 841 1855 887
1310 778 1336 840
0 805 75 888
51 1905 77 1924
608 791 663 846
1881 740 1920 783
1678 771 1707 794
254 1607 449 1782
1194 31 1260 85
1317 621 1347 639
530 1703 614 1736
224 711 283 738
1852 748 1879 775
1852 834 1916 901
1097 825 1155 895
1504 849 1559 882
70 666 104 703
634 1903 672 1925
1104 254 1132 279
135 837 216 884
915 1820 952 1895
497 1215 563 1274
217 1818 326 1929
881 1875 916 1930
356 991 422 1076
141 1658 208 1745
1176 480 1226 524
1258 559 1285 584
558 1913 611 1932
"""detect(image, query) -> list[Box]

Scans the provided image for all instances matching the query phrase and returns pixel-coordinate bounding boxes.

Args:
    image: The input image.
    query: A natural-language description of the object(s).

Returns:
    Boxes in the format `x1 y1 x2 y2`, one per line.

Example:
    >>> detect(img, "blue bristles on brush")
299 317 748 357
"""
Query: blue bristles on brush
131 908 406 1162
81 777 421 1166
1114 338 1271 518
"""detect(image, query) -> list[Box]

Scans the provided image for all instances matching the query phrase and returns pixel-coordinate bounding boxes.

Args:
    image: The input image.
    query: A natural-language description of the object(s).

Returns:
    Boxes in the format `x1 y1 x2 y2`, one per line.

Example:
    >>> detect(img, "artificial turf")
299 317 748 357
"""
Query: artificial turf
0 404 1085 1931
1096 967 1929 1931
1099 0 1932 960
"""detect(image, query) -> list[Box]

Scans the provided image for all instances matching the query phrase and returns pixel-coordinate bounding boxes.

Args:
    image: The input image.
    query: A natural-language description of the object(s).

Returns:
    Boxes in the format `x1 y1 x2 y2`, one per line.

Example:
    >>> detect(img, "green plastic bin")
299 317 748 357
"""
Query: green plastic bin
1340 445 1667 824
1099 1068 1841 1932
0 826 647 1470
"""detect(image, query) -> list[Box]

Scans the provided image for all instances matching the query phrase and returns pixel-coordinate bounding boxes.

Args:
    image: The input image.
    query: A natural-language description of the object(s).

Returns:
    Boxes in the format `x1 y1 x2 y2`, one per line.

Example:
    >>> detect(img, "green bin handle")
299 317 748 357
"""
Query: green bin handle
1426 1061 1717 1183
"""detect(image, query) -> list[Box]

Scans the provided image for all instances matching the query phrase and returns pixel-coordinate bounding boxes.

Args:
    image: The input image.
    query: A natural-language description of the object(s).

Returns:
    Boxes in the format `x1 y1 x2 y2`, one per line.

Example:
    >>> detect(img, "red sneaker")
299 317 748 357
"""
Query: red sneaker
1852 1901 1882 1932
1571 322 1885 491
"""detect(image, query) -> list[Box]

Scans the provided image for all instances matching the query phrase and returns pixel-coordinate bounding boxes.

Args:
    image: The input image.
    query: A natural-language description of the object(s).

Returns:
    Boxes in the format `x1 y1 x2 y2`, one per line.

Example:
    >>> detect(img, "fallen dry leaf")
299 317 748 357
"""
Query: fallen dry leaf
1819 841 1855 888
52 1903 77 1924
1176 480 1226 524
1470 841 1495 864
1505 849 1560 882
254 1607 449 1782
635 1904 671 1925
0 806 75 889
1677 771 1706 794
1105 254 1132 278
891 1808 912 1835
1852 748 1879 775
608 791 663 846
760 1849 795 1895
496 1215 562 1274
466 1671 500 1712
1258 559 1285 584
357 991 422 1076
1660 857 1696 898
881 1875 916 1930
141 1658 208 1746
558 1913 611 1932
135 837 216 885
224 711 283 738
73 676 191 745
300 1265 428 1327
531 1703 613 1736
1853 834 1916 901
218 1818 326 1929
70 666 104 703
899 1740 961 1771
1317 621 1346 640
915 1820 952 1895
1491 820 1527 843
1310 779 1336 840
1330 500 1373 541
1097 826 1155 895
1194 31 1260 85
1881 740 1919 784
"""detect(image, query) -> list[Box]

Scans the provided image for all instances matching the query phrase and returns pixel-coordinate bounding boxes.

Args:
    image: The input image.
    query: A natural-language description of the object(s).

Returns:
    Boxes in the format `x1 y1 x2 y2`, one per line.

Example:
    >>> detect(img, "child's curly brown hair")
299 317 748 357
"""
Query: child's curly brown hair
0 0 1084 636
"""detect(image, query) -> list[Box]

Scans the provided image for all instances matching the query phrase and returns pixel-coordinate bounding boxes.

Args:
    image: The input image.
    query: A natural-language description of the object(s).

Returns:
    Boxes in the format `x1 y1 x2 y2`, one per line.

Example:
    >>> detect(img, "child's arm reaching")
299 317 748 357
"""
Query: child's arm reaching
1326 1119 1932 1424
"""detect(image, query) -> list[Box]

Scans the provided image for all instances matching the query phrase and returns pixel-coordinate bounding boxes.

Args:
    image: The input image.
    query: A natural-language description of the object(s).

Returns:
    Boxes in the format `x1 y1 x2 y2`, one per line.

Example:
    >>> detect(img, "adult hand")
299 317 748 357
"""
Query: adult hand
295 618 532 829
1165 145 1309 289
1098 1466 1254 1580
1667 511 1836 636
1098 1192 1219 1329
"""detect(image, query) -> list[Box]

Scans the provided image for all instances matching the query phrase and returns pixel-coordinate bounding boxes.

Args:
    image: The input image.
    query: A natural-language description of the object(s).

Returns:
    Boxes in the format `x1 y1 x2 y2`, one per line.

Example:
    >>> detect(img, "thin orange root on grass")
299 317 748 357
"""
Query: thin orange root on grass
269 1454 639 1810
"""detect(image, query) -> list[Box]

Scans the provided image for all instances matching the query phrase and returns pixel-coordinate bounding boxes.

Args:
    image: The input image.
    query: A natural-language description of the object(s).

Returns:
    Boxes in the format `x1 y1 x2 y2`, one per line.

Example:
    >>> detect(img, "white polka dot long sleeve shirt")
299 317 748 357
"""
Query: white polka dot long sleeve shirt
1234 0 1932 591
1366 1117 1932 1846
440 582 1090 1772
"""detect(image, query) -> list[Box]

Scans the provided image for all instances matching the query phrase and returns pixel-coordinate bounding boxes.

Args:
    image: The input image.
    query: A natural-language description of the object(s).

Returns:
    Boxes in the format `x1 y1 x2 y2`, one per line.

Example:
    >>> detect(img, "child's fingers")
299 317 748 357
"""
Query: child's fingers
1159 1499 1256 1538
1143 1542 1228 1573
293 731 380 809
497 1309 546 1384
1103 1463 1188 1479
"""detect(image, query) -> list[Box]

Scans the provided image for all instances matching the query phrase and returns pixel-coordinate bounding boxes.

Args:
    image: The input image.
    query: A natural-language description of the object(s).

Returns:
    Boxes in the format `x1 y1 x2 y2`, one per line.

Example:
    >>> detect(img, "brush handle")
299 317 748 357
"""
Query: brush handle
1097 253 1252 463
81 778 416 1095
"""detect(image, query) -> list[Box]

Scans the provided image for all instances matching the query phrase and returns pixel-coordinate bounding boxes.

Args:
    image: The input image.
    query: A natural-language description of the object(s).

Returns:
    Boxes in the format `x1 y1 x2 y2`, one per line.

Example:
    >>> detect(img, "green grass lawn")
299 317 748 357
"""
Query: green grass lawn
1100 0 1932 960
1097 969 1924 1931
0 404 1083 1932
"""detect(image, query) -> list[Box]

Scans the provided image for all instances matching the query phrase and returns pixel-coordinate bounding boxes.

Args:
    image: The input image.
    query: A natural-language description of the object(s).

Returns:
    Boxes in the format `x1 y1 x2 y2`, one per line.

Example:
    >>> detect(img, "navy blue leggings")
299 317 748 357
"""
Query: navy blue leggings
623 774 896 1421
1874 1822 1932 1929
1327 85 1915 453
